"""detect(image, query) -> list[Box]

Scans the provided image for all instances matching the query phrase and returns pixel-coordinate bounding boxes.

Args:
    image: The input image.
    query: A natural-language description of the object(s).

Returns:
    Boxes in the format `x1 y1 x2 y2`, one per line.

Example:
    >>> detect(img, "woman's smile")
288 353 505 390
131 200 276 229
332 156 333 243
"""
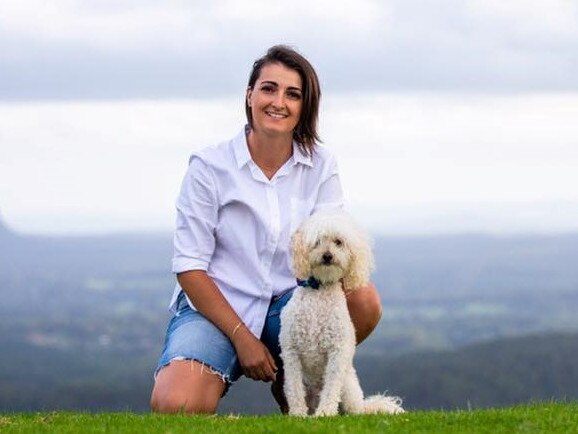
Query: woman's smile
265 111 288 119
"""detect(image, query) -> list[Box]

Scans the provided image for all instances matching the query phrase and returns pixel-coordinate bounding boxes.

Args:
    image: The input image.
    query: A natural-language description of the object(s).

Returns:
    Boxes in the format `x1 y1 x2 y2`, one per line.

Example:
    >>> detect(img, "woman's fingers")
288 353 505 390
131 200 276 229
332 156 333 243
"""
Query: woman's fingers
266 351 278 380
233 329 278 382
242 348 276 381
237 338 277 381
249 354 276 382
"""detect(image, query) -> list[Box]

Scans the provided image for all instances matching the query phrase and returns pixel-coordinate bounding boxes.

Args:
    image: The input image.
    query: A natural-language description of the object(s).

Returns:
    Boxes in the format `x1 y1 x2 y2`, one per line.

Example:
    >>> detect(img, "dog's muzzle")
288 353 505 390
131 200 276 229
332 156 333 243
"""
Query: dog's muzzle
322 252 333 265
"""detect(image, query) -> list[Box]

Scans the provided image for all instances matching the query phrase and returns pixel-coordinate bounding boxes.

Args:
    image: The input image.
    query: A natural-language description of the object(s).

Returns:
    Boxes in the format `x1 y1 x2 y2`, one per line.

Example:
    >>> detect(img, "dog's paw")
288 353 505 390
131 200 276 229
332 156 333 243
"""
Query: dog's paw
288 406 308 417
313 405 339 417
339 401 365 415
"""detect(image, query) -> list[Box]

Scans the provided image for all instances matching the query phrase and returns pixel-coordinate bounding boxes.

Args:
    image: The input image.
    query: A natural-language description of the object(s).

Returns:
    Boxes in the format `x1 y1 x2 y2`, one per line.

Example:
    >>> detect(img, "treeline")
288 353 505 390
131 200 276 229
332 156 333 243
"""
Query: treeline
2 332 578 414
0 336 154 413
358 332 578 410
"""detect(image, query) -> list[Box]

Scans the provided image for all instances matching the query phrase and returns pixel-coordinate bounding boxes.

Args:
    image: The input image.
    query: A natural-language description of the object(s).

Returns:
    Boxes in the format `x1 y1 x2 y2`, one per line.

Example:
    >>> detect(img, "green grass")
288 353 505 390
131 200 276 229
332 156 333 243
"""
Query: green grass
1 403 577 434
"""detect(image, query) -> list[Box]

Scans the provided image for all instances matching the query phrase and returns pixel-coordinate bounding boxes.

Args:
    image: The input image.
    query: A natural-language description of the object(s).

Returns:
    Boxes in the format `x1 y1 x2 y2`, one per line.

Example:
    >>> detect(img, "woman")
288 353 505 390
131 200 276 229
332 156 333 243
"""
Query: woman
150 45 382 414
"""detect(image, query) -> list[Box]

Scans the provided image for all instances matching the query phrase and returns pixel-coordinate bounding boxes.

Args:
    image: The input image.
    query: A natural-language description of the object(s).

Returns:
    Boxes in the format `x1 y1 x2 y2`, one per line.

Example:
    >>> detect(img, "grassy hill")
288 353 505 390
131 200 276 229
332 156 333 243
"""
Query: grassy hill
1 403 577 434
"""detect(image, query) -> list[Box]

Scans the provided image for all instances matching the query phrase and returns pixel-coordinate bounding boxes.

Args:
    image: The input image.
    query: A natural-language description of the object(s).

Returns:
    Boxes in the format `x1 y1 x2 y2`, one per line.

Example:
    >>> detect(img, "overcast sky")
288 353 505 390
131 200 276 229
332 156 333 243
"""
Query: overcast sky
2 0 578 99
1 0 577 235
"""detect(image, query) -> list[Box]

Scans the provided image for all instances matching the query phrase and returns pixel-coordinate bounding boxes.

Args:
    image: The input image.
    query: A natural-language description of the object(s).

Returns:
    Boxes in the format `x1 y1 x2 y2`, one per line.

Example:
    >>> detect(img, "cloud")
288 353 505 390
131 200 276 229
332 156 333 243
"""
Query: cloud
466 0 578 43
1 93 577 234
323 92 578 164
1 0 577 99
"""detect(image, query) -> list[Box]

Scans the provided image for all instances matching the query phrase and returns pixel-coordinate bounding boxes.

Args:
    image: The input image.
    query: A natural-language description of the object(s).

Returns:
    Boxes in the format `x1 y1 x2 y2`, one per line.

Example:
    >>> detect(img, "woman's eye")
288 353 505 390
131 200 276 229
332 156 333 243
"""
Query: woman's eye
261 86 275 93
335 239 342 247
287 92 302 100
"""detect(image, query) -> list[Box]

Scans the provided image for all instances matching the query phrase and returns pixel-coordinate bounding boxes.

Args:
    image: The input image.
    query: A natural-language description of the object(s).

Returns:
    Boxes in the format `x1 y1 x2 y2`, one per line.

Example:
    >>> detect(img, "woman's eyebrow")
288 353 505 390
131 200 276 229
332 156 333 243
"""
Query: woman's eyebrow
260 80 302 91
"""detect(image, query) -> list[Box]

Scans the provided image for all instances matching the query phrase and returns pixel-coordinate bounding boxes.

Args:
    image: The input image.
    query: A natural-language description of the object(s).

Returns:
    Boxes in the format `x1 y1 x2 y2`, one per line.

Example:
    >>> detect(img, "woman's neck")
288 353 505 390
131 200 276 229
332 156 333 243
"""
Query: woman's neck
246 129 293 179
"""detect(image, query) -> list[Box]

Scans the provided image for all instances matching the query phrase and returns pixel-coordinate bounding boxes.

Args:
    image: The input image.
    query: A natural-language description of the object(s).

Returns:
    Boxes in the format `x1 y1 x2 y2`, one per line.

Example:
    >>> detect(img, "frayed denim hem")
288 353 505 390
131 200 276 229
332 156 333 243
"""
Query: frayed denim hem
154 357 235 396
155 356 232 383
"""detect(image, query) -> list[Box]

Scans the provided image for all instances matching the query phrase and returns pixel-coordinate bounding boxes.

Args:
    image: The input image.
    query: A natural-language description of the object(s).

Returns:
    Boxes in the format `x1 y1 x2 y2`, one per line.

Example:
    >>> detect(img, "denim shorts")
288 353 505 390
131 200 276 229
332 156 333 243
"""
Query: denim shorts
155 288 294 386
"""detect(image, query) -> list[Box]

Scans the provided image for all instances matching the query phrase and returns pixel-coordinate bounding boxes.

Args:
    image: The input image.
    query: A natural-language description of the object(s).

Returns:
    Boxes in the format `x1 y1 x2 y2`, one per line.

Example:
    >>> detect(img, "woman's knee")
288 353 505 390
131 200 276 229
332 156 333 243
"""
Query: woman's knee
362 283 383 325
150 361 224 414
347 282 382 343
150 391 218 414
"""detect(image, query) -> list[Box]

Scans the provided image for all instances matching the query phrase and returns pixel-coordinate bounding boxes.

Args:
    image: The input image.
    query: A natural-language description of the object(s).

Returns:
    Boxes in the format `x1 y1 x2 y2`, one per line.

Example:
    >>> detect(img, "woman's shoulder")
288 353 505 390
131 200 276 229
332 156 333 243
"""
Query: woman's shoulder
310 143 338 169
312 143 335 159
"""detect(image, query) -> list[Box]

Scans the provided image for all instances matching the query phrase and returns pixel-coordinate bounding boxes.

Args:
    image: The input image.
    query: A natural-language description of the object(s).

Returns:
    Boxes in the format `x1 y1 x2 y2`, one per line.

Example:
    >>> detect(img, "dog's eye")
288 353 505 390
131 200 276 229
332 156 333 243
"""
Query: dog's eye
334 238 342 247
314 240 320 248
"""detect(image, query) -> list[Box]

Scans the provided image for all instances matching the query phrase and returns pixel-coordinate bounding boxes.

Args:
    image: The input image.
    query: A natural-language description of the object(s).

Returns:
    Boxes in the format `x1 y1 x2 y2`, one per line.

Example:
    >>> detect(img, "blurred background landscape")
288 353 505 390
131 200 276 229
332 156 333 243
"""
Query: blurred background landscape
2 219 578 413
1 0 578 414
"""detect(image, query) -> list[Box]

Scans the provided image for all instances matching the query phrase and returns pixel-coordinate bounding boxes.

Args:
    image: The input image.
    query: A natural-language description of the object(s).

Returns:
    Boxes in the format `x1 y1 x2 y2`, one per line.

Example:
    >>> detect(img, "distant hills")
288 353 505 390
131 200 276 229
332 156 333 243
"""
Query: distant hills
0 215 15 239
3 329 576 413
1 226 578 413
359 332 578 410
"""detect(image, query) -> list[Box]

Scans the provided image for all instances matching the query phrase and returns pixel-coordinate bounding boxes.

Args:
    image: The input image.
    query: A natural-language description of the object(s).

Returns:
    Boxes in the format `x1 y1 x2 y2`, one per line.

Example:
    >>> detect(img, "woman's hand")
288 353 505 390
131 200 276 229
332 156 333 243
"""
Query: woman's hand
232 327 277 382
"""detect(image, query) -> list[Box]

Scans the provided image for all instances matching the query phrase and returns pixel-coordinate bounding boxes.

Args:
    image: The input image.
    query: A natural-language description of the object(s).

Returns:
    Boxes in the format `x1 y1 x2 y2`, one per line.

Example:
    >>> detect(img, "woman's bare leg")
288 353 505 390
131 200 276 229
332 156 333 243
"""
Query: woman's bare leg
346 282 383 344
150 360 227 414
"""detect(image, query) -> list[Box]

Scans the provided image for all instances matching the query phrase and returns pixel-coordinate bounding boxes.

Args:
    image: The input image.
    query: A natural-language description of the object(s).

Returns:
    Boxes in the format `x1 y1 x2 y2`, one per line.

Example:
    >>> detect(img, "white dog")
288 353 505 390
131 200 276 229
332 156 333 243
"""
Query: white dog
279 211 404 417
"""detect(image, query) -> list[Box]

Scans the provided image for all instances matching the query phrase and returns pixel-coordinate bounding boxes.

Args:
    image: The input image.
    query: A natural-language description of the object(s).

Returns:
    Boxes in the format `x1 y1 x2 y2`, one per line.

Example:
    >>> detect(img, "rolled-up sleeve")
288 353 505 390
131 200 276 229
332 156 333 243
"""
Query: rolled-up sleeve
313 154 344 213
172 155 218 273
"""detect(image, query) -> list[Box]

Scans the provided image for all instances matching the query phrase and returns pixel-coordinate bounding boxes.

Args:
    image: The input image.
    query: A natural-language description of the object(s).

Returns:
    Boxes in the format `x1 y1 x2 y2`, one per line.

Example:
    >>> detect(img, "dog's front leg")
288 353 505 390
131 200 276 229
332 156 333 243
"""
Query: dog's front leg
340 366 365 414
314 350 349 417
282 349 308 416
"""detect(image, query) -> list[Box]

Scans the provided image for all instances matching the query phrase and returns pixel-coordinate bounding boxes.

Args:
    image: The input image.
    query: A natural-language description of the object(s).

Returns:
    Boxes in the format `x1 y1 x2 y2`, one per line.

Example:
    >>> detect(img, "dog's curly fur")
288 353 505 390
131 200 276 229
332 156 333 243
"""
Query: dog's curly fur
279 211 404 417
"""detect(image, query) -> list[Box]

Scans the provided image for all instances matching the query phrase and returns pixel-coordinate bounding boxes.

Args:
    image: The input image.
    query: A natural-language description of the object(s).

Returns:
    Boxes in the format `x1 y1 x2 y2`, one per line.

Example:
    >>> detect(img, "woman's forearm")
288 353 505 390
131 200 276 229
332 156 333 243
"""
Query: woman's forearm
177 270 244 342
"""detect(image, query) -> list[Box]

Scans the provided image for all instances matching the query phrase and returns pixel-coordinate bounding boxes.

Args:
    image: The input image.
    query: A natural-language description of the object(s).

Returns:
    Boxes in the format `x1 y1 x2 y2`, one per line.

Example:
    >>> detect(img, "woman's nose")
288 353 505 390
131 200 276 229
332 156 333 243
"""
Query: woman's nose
272 92 285 108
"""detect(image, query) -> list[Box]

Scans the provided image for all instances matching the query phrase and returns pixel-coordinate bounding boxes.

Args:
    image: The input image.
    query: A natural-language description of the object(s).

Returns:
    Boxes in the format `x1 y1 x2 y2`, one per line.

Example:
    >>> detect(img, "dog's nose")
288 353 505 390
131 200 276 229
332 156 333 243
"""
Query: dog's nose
322 252 333 264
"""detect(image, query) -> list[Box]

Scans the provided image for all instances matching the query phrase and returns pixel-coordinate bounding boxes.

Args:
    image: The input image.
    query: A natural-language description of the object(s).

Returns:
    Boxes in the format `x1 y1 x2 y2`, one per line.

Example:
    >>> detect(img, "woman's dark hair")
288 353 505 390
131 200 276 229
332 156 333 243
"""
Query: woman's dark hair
245 45 321 155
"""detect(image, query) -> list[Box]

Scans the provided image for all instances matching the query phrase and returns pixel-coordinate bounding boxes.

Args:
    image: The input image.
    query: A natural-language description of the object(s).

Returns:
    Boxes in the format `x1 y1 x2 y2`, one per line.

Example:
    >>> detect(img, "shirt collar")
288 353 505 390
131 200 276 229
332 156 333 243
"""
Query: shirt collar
291 142 314 167
233 126 314 169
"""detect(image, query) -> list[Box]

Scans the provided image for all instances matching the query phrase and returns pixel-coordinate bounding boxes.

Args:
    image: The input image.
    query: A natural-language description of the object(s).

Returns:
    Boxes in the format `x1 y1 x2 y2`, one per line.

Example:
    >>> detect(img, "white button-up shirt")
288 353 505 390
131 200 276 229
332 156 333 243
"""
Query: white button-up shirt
169 128 343 337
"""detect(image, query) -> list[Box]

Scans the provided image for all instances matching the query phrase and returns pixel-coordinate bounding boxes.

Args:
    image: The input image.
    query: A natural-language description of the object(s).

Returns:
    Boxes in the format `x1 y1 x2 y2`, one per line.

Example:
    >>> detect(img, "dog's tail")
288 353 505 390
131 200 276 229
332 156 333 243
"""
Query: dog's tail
362 394 405 414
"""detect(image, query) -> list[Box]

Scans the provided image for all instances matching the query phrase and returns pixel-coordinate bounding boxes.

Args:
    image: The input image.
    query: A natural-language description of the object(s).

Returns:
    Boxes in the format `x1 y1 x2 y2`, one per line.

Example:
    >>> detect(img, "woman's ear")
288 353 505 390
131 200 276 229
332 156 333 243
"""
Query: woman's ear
291 229 311 279
246 87 253 107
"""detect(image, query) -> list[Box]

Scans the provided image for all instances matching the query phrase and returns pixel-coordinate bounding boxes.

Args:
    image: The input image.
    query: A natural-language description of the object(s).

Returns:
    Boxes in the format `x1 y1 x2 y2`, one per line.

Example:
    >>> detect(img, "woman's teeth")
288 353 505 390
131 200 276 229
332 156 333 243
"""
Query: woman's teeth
266 112 287 119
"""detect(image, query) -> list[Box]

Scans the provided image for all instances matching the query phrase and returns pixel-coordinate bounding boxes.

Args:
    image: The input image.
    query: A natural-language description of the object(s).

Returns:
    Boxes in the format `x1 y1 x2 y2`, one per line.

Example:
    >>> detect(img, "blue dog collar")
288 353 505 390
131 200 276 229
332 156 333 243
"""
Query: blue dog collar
296 276 321 290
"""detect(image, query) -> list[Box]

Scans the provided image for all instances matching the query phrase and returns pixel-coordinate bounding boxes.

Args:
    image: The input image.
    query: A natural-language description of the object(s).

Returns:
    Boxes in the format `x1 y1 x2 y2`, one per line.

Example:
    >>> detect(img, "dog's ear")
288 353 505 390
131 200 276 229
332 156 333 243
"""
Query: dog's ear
291 229 311 279
343 231 374 290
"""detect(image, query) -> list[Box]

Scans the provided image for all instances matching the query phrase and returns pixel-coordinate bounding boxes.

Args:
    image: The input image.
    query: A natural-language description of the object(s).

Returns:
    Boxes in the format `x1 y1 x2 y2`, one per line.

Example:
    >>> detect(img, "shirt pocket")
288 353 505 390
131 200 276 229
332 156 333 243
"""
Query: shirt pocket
290 198 312 233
